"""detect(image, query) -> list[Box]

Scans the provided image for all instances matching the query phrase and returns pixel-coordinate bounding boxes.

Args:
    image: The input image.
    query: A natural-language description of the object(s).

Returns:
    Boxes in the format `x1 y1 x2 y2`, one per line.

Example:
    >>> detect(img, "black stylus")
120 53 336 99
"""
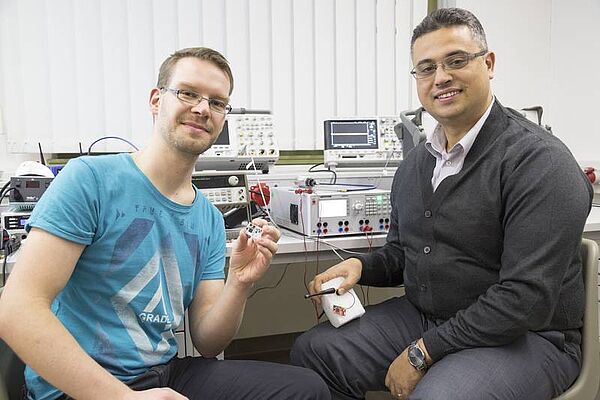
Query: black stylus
304 288 337 299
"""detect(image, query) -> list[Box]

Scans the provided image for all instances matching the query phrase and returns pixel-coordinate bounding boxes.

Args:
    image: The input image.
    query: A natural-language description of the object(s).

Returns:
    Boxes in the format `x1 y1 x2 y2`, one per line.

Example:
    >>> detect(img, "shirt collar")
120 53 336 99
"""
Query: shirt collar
425 97 495 158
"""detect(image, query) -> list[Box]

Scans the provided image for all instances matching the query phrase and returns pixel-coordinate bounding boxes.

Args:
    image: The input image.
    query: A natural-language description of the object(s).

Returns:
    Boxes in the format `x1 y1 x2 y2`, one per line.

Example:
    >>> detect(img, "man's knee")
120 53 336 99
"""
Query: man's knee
290 325 336 369
290 328 331 368
287 367 331 400
410 379 481 400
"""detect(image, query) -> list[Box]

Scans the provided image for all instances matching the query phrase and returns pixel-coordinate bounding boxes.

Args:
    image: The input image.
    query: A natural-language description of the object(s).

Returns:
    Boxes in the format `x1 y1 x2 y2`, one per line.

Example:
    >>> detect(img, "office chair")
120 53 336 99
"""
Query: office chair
0 285 25 400
554 238 600 400
0 338 24 400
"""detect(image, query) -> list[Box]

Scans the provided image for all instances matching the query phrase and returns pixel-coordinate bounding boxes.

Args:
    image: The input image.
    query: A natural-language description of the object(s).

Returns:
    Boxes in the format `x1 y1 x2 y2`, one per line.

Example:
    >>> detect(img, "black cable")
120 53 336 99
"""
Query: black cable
87 136 139 155
249 189 271 202
308 163 324 172
247 262 292 299
2 229 10 286
308 163 337 184
0 180 10 199
0 187 17 204
2 250 7 286
251 207 269 219
348 290 357 309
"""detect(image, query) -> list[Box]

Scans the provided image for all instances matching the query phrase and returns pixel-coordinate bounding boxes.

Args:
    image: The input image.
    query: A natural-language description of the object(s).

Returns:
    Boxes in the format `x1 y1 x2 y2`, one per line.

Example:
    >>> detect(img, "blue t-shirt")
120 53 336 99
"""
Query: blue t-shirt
24 154 226 400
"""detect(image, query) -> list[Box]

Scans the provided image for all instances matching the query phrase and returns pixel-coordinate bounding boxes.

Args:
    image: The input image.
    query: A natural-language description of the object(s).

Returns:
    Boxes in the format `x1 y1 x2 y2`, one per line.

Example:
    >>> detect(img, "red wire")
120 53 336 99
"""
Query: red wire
298 193 321 322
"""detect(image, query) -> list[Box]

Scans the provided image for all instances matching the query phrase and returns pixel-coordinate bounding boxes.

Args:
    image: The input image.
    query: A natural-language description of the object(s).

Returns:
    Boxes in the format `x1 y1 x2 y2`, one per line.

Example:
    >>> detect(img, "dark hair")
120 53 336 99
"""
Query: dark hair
411 8 487 53
156 47 234 95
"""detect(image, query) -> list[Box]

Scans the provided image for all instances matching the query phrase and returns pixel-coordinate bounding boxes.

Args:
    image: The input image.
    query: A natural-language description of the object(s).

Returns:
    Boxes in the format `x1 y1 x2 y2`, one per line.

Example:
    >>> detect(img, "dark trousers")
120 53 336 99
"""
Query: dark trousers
56 356 330 400
290 296 581 400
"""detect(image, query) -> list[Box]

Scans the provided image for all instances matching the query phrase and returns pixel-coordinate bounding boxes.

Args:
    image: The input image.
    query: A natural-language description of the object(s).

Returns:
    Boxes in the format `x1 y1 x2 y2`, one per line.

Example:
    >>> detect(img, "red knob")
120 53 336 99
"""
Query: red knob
584 167 597 184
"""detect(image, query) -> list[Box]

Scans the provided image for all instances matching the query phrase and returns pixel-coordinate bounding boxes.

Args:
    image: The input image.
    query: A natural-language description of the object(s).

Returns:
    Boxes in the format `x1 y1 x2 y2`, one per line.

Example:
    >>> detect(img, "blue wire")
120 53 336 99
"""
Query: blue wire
87 136 139 155
318 183 377 191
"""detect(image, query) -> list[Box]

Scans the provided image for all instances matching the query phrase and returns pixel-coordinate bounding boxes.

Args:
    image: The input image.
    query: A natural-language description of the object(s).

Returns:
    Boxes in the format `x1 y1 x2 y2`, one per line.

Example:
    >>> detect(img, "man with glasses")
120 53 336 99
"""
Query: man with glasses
292 8 593 400
0 47 330 400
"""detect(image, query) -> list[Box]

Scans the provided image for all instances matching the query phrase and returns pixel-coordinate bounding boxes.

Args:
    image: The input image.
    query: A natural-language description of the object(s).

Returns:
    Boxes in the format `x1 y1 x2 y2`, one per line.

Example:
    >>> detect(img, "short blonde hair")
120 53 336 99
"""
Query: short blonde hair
157 47 234 95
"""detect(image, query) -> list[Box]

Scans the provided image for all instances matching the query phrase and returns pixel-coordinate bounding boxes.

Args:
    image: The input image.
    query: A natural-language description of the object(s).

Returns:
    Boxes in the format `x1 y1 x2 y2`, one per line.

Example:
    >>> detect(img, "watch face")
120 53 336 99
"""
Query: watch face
408 344 426 370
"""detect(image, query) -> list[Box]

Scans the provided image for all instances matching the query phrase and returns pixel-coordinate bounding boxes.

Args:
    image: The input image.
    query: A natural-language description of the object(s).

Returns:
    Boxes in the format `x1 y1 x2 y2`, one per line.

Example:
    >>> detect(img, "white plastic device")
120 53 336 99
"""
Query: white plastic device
15 161 54 178
245 223 263 240
320 277 365 328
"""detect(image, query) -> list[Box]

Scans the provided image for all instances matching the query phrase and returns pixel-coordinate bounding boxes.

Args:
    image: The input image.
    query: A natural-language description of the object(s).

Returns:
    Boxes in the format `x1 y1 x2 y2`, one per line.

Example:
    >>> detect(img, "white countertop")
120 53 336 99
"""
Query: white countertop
584 205 600 232
4 205 600 273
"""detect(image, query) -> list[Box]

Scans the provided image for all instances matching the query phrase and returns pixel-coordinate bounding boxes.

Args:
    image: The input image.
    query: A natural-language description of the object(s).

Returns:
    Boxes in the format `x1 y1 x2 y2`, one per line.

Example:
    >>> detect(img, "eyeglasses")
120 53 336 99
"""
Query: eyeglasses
161 87 232 114
410 49 488 79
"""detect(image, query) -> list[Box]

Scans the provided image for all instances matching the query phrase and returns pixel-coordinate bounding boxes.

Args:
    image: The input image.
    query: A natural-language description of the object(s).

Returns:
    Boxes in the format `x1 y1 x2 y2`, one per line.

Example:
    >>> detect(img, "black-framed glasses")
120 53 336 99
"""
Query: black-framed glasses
161 87 232 114
410 49 488 79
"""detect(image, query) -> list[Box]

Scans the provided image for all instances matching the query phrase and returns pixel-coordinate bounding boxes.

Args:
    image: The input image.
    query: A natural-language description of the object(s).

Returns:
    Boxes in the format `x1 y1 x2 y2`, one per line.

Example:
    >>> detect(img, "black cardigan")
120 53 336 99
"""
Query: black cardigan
356 100 593 362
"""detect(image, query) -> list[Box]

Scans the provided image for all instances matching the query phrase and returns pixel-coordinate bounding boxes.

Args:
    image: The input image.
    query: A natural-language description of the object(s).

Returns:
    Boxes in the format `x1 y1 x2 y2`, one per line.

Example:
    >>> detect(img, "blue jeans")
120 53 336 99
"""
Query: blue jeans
291 296 581 400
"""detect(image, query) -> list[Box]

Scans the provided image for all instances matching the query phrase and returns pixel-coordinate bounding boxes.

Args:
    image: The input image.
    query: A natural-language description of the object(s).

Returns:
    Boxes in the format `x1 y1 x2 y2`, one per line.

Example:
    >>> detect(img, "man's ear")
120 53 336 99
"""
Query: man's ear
149 88 161 116
486 51 496 80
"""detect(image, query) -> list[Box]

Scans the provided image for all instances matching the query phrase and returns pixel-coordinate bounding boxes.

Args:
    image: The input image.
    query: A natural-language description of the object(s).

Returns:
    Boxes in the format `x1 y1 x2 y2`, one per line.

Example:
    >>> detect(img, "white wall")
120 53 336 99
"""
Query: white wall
549 0 600 166
454 0 600 168
0 0 427 180
1 0 599 180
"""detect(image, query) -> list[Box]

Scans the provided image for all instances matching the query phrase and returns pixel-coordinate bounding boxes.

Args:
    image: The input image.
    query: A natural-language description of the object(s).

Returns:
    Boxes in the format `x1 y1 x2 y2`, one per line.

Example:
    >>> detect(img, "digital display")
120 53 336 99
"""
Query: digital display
324 119 378 150
19 218 29 226
318 199 348 218
214 120 230 145
26 180 41 188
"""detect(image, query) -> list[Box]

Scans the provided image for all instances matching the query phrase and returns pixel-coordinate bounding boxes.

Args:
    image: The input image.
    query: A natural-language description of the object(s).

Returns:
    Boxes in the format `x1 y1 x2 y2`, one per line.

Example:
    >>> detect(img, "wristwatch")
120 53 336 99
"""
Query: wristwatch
407 340 428 371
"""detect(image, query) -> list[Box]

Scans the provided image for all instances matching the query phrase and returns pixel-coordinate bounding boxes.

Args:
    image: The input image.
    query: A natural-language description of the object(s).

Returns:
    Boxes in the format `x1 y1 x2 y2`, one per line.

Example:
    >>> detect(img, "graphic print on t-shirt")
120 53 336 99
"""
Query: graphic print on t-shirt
110 220 186 364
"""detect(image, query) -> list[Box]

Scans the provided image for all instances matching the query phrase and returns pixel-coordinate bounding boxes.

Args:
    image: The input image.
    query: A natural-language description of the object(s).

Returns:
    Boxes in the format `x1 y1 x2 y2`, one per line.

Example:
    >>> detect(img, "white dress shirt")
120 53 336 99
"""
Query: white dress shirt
425 99 494 191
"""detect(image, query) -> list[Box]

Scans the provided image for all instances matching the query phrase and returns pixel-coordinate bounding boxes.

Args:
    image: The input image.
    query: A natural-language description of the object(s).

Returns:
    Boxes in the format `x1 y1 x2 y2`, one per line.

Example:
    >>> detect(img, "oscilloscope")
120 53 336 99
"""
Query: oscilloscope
323 117 402 168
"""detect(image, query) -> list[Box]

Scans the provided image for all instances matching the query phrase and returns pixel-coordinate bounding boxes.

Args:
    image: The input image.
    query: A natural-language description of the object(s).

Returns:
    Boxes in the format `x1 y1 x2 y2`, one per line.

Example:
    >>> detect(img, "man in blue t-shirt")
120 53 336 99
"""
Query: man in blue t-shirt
0 47 329 400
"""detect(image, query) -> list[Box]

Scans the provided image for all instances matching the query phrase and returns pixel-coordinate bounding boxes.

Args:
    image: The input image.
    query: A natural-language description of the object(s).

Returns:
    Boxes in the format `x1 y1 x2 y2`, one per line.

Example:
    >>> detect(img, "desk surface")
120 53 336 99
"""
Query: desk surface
3 231 387 272
227 229 386 253
585 205 600 232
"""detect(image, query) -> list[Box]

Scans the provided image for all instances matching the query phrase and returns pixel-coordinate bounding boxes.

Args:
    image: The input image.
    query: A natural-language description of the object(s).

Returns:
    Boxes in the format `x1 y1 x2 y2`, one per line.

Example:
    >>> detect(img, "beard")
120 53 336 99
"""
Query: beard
170 128 217 156
161 118 219 156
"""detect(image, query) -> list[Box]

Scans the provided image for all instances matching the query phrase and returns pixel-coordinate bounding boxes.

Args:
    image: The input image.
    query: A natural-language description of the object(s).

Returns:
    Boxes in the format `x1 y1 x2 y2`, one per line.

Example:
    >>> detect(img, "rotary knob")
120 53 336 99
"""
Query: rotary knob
228 176 239 186
353 202 364 211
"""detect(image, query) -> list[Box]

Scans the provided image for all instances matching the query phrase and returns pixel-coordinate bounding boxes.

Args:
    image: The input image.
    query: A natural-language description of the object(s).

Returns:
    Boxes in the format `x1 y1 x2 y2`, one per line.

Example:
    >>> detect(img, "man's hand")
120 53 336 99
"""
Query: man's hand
123 388 189 400
385 339 431 399
228 218 280 285
385 349 424 399
308 258 362 306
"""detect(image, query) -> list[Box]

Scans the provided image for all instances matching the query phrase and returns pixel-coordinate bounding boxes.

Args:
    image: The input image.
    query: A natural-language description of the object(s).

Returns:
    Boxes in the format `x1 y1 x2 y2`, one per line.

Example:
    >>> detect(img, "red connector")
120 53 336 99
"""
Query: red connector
250 183 271 206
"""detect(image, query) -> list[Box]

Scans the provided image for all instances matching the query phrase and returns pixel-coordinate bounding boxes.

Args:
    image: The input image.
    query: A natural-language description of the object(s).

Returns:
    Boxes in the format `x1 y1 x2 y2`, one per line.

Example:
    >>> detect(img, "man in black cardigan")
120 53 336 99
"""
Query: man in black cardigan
291 8 593 400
